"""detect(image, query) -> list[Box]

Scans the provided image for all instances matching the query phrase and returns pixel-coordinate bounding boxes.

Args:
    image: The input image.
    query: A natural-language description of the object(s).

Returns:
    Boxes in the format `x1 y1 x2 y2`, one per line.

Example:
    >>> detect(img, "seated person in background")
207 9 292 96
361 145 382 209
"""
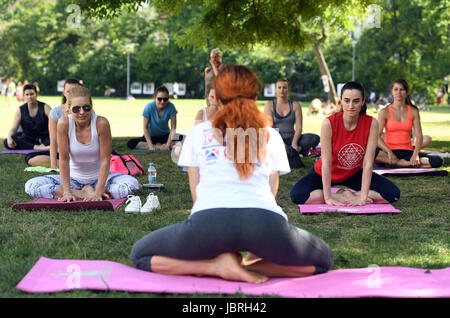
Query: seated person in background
25 86 139 201
194 88 222 124
4 84 51 150
130 65 334 284
264 79 320 168
308 98 324 116
172 88 223 162
290 81 401 206
127 86 181 151
375 79 443 168
25 78 82 168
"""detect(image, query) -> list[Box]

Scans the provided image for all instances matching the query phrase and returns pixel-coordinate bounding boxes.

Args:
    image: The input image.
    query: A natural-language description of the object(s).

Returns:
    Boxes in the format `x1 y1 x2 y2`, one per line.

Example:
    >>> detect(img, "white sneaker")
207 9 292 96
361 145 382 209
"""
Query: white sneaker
141 192 161 213
124 195 141 214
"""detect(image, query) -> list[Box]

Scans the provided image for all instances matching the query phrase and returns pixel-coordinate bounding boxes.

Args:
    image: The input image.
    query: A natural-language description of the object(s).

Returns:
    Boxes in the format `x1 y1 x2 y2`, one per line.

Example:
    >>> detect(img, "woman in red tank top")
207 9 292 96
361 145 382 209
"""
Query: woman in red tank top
290 82 400 206
375 79 442 168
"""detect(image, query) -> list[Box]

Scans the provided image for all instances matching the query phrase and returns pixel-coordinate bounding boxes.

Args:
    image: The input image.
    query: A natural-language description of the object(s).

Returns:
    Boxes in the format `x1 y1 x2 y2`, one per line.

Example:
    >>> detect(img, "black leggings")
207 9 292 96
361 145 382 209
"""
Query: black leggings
130 208 334 275
290 168 401 204
375 148 443 168
283 133 320 156
3 133 50 150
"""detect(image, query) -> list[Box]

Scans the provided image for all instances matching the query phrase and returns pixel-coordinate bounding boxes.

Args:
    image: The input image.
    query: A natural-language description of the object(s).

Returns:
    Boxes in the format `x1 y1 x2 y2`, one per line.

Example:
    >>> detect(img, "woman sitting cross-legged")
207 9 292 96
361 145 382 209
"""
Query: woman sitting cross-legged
3 84 51 151
130 65 334 284
374 78 443 169
25 86 139 201
290 81 401 206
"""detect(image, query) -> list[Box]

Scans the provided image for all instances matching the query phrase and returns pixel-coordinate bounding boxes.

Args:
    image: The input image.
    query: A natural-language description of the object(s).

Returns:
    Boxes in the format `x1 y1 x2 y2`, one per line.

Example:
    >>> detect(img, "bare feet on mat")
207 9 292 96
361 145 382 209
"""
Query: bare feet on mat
212 252 268 284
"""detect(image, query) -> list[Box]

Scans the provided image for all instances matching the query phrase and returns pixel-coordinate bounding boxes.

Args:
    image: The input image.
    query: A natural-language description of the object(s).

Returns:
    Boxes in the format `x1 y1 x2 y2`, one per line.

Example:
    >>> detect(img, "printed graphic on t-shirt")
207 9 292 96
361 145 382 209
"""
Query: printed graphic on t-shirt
337 143 365 170
201 128 222 165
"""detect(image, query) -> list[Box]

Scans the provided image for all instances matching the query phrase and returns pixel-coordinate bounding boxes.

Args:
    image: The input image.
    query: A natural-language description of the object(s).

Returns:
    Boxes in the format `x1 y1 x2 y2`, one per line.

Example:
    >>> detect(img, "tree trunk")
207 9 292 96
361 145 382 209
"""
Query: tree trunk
312 42 338 104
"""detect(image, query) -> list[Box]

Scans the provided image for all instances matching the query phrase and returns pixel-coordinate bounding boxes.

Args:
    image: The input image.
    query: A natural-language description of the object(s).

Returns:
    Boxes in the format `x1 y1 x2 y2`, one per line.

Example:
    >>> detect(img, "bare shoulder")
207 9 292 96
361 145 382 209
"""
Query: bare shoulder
96 116 110 129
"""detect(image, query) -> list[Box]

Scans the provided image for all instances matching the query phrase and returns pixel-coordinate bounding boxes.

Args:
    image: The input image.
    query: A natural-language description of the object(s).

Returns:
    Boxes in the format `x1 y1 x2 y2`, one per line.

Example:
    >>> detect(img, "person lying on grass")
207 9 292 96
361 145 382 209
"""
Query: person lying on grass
290 81 401 206
130 65 334 284
25 86 139 202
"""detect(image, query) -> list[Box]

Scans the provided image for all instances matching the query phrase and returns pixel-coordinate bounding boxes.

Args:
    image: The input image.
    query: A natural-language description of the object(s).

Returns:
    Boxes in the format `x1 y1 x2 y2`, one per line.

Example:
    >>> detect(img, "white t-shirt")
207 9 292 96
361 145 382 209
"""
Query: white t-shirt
178 121 291 220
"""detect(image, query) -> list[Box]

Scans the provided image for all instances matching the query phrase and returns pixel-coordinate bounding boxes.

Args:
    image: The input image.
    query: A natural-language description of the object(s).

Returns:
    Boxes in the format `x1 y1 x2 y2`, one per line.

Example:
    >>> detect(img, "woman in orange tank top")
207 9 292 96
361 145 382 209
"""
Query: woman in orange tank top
375 79 442 168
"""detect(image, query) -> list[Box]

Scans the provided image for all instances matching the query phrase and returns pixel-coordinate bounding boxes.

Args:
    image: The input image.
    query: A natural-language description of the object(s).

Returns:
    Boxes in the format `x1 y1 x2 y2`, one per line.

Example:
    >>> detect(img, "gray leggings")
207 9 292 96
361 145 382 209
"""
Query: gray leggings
25 173 139 199
130 208 334 274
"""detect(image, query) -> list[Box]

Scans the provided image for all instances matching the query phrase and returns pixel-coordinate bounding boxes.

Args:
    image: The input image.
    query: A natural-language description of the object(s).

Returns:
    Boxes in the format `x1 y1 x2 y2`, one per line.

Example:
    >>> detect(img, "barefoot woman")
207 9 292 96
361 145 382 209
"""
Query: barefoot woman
25 86 139 201
290 81 401 206
130 65 333 283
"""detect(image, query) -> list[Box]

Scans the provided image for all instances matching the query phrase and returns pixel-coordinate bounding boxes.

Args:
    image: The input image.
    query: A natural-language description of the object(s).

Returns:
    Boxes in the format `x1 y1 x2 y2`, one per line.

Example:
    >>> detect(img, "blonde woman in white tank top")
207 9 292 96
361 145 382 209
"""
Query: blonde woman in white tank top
25 87 139 202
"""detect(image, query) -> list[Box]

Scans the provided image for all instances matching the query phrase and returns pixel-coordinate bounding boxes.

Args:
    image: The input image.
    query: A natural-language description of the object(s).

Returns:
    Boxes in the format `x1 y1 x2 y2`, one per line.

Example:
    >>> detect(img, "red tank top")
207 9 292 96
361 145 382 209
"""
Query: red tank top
384 104 413 151
314 112 373 183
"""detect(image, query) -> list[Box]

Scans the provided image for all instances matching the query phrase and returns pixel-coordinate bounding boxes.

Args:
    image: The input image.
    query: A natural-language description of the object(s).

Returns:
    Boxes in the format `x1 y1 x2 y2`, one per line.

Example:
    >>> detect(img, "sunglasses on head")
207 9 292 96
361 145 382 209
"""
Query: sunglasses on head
157 97 169 102
71 104 92 113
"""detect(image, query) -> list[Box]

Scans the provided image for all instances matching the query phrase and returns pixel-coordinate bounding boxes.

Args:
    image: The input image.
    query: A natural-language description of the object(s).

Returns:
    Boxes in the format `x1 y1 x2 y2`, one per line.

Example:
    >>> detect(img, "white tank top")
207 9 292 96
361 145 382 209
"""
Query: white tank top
68 113 100 184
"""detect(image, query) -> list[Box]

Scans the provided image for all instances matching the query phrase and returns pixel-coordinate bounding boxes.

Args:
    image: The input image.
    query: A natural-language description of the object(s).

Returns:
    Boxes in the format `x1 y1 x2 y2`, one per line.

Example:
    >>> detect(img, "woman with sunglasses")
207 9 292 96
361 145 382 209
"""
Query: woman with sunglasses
3 83 51 151
127 86 180 151
25 86 139 202
25 79 82 168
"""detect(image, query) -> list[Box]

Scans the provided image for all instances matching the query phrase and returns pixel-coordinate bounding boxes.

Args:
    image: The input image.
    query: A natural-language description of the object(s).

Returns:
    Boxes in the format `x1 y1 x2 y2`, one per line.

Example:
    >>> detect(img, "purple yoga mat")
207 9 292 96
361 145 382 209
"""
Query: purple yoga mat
12 198 127 211
16 257 450 297
373 167 448 176
0 149 44 154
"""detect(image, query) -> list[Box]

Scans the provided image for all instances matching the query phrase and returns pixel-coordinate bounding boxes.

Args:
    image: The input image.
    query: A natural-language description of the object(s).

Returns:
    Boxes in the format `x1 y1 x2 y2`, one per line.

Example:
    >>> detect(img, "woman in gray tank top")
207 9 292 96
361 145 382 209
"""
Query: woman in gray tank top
264 79 319 160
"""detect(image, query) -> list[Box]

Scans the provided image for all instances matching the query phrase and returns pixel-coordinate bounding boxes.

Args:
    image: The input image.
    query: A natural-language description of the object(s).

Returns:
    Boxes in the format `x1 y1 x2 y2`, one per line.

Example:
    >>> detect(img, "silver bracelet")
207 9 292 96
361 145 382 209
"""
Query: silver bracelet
63 192 73 195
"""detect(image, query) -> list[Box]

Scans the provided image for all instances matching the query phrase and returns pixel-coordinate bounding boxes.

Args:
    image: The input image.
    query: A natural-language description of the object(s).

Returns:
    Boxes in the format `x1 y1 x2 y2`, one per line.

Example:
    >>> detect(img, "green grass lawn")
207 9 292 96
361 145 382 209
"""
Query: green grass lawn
0 97 449 298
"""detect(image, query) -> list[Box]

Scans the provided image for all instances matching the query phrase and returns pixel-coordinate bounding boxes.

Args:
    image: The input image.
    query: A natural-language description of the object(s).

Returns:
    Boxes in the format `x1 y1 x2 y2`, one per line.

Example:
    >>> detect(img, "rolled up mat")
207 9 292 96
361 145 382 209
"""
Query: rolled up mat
12 198 127 211
298 188 401 214
16 257 450 297
373 167 448 176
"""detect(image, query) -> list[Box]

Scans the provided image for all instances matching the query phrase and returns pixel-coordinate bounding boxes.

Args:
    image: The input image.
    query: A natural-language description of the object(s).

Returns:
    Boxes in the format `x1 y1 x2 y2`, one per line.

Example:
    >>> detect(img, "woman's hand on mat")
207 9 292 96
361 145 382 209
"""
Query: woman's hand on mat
147 143 156 151
409 155 420 167
84 192 103 202
346 196 372 206
59 193 76 202
160 143 170 151
324 197 345 206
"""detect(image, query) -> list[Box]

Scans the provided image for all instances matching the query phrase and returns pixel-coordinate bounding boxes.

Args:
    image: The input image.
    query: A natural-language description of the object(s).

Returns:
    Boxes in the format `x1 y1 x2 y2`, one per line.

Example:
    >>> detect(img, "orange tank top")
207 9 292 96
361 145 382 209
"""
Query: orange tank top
384 104 413 151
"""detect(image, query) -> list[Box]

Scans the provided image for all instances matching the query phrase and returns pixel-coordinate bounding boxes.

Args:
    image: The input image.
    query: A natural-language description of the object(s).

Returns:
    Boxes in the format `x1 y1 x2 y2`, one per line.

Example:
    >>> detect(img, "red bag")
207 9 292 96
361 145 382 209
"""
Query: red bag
110 151 145 176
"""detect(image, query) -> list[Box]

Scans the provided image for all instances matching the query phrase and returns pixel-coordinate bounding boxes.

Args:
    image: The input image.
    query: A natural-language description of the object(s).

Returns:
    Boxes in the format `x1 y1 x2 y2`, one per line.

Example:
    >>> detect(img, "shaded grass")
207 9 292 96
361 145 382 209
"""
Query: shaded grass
0 104 449 298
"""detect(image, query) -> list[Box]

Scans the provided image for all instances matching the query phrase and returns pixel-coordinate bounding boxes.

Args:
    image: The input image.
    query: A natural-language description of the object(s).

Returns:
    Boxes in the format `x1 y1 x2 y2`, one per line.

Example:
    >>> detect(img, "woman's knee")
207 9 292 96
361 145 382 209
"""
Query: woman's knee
428 156 443 168
290 185 310 204
381 183 401 203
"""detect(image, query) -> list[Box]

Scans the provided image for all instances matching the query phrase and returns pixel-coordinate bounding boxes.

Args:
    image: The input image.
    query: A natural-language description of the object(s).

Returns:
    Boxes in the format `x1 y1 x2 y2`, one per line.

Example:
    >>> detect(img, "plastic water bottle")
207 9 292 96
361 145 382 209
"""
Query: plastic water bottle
148 163 157 184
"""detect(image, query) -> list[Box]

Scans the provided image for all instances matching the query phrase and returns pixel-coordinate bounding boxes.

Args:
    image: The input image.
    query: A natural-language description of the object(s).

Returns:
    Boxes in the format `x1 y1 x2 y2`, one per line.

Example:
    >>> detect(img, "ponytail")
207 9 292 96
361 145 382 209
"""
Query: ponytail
212 65 269 180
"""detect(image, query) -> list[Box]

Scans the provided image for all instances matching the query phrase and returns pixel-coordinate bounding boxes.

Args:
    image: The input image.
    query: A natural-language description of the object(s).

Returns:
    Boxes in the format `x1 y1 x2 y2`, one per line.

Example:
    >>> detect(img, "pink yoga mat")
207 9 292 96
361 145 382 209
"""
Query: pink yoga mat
0 149 44 154
12 198 127 211
299 204 401 214
16 257 450 298
298 188 401 214
373 167 448 176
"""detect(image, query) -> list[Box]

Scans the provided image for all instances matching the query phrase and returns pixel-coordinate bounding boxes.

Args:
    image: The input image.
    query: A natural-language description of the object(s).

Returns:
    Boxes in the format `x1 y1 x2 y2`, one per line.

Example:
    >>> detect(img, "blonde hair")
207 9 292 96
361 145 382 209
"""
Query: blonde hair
210 48 222 57
67 86 93 106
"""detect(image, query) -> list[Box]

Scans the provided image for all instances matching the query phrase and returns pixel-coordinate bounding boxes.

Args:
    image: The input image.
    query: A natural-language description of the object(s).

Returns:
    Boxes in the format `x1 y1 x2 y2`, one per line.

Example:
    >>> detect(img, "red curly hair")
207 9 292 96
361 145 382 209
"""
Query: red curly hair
212 65 269 180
